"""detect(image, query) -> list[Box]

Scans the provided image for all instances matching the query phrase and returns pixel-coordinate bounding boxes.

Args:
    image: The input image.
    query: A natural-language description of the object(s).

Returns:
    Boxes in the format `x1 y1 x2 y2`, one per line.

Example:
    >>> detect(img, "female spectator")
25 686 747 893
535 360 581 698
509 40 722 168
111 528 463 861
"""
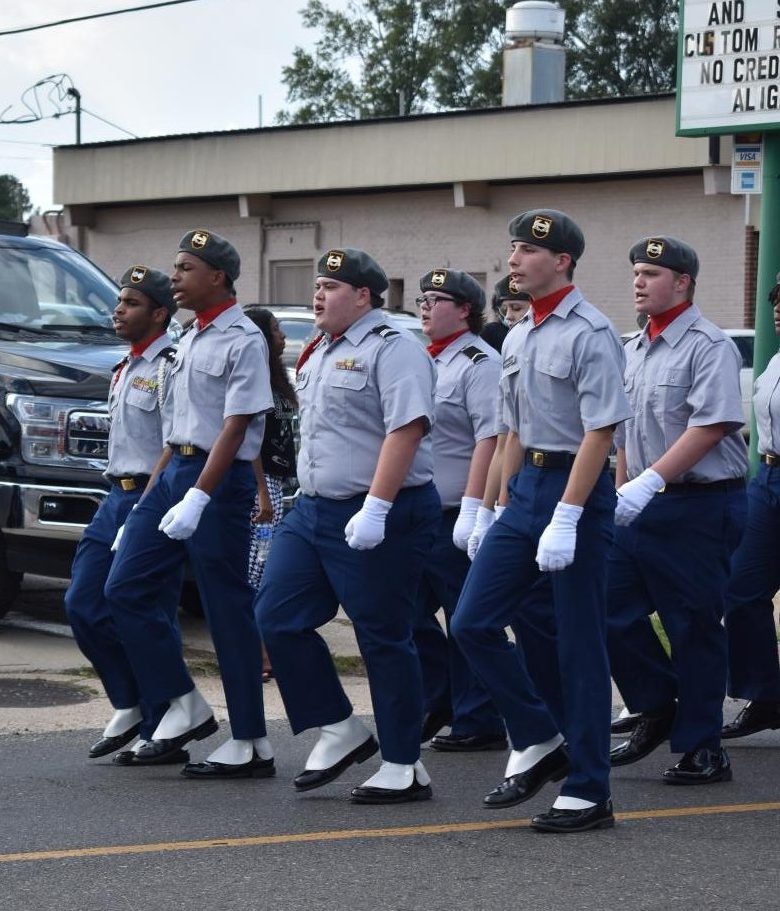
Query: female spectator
244 307 299 680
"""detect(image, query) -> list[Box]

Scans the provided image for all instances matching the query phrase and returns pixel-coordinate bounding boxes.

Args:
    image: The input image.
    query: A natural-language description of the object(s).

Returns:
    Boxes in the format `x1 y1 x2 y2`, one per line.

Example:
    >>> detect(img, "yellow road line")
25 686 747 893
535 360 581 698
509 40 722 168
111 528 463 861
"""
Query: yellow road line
2 801 779 864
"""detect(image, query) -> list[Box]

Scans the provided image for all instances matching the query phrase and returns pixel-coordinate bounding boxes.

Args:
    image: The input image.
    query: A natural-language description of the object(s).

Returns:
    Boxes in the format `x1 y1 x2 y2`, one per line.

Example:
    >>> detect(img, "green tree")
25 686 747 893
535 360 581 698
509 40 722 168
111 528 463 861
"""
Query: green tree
276 0 678 124
563 0 678 99
0 174 32 221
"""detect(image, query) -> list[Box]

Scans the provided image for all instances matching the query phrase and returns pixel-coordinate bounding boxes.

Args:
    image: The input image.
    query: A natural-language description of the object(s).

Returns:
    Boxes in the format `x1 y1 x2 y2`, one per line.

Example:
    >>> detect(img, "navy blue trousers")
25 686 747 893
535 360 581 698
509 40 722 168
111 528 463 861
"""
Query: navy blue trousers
452 465 615 804
105 454 266 740
607 485 746 752
256 483 440 764
413 509 504 736
64 485 181 740
724 464 780 702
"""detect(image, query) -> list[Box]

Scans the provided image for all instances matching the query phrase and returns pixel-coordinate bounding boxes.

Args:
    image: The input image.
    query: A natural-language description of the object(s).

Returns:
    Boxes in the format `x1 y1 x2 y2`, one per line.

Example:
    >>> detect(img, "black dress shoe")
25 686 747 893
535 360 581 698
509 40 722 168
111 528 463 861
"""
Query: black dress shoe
134 716 218 764
610 705 675 766
662 747 732 785
113 748 190 766
721 701 780 739
430 732 508 752
610 713 639 736
88 723 142 758
483 745 571 809
421 705 452 743
531 799 615 833
181 752 275 780
294 735 379 792
350 778 432 804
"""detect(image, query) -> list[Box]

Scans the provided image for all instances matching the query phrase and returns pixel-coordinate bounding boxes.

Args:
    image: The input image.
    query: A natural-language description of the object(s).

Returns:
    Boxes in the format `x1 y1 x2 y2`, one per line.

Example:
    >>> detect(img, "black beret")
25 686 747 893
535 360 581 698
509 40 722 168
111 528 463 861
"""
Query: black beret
494 274 531 302
178 229 240 282
119 265 176 314
508 209 585 262
420 268 486 312
629 236 699 281
317 248 388 296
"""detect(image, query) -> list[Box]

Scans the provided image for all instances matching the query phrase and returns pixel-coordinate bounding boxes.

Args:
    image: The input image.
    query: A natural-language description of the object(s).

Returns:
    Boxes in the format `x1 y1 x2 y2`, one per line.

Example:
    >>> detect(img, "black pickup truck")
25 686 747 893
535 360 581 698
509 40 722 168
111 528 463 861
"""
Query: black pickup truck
0 229 130 617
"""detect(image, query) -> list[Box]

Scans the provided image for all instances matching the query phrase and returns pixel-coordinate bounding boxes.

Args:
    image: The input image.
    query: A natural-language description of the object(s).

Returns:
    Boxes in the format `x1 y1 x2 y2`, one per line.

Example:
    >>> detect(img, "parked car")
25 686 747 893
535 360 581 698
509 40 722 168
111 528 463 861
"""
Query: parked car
265 305 427 379
621 327 755 436
0 229 185 617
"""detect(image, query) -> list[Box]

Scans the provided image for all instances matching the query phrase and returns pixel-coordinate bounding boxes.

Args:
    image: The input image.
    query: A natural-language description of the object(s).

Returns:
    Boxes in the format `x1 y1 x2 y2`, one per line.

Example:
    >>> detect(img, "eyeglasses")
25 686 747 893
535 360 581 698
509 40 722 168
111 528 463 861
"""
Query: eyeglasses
415 295 458 310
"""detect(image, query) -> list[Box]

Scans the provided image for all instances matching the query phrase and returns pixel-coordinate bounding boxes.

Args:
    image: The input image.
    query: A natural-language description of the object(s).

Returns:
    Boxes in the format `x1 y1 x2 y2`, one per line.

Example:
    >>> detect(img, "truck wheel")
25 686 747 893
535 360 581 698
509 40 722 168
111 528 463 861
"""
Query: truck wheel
179 580 203 617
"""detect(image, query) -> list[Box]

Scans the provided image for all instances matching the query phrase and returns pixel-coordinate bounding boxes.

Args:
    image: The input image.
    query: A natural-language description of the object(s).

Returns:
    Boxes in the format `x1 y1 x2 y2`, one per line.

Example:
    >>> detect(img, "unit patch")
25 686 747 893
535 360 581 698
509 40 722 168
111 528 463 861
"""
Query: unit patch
646 239 664 259
531 215 552 239
326 250 345 271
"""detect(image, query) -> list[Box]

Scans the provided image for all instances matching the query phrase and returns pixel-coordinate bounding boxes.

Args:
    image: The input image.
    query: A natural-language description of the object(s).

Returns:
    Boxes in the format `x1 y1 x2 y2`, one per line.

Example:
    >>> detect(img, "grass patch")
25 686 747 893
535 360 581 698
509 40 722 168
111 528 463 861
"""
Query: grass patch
333 655 367 677
60 666 98 679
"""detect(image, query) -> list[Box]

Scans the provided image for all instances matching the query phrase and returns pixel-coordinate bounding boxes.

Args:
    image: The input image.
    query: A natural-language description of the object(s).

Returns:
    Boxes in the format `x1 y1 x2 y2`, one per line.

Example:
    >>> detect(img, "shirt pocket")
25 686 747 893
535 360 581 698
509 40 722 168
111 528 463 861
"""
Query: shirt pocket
326 369 371 423
192 355 226 378
535 353 572 381
435 379 458 403
125 388 157 412
652 368 691 423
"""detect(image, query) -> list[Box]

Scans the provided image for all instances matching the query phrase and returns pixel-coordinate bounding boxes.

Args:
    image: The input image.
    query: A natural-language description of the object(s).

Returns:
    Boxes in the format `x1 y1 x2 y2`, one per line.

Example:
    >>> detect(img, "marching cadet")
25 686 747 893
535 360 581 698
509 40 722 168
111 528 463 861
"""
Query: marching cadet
481 275 532 354
451 209 632 833
256 248 440 804
65 266 184 764
608 237 748 784
412 268 506 751
105 229 275 779
721 278 780 738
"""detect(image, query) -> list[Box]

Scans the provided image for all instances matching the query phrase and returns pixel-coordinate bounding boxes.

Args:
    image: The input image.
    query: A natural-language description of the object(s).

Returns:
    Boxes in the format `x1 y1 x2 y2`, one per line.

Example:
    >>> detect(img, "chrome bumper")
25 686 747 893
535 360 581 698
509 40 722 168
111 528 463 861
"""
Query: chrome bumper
0 481 107 542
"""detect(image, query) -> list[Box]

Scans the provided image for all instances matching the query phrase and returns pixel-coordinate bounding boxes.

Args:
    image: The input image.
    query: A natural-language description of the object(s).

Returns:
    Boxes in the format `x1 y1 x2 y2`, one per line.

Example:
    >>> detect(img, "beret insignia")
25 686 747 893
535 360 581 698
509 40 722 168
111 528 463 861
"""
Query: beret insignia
531 215 552 239
326 250 344 272
191 230 209 249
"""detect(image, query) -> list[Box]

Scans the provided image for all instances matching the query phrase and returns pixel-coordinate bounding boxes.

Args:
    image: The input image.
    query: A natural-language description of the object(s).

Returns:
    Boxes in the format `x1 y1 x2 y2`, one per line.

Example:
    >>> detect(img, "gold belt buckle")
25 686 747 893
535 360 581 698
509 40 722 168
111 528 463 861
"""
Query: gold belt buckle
120 478 136 491
767 452 778 466
180 444 195 456
532 450 544 468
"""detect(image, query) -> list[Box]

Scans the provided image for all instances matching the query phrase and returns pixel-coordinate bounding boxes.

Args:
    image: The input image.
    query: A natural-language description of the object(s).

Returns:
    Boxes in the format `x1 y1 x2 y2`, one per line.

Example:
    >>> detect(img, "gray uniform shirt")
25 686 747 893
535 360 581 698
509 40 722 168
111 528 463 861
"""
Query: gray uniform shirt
168 304 273 461
431 332 501 508
617 305 748 482
107 333 174 477
500 288 632 450
296 308 436 498
753 350 780 455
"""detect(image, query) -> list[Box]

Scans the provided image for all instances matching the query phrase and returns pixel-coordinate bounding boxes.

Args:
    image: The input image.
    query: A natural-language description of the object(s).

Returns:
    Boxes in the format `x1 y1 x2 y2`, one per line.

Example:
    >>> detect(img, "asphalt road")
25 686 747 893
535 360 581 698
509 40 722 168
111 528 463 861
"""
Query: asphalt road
2 723 779 910
2 579 779 911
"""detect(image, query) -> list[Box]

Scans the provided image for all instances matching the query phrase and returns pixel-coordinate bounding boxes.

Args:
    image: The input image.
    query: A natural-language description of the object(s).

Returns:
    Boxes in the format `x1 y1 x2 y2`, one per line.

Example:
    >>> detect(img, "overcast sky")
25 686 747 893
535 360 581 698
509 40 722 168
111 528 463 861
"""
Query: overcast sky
0 0 347 212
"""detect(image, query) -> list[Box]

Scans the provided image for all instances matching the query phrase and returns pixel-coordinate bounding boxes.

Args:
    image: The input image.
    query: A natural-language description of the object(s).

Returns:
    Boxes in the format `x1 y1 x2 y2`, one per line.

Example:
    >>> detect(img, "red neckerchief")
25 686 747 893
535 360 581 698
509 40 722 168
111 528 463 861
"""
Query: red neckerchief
196 297 236 331
130 331 166 358
427 328 468 359
296 333 325 375
532 285 574 326
112 332 167 390
647 301 692 341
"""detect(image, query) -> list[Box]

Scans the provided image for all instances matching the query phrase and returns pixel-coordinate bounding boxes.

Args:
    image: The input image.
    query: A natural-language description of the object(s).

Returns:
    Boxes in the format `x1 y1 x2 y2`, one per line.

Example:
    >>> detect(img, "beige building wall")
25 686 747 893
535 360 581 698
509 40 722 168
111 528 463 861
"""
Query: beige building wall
79 172 746 335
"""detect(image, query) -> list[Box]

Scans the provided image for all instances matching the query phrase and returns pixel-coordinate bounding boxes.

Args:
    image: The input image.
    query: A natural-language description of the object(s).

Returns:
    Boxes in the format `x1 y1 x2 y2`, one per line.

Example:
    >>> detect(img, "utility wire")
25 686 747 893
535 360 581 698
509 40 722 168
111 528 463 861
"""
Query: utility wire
0 0 202 37
80 106 138 139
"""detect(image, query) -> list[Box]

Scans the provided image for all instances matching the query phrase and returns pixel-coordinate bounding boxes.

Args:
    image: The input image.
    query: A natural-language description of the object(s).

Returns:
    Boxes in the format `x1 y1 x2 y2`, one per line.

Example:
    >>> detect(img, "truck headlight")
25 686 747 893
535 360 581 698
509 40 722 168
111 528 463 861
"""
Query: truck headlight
6 393 110 468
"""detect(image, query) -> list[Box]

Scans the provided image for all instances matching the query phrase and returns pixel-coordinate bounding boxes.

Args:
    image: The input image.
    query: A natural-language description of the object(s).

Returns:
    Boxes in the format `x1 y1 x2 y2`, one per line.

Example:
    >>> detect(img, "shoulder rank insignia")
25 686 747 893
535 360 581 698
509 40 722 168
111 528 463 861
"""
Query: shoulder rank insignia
461 345 488 365
503 354 517 369
159 345 177 364
370 324 400 340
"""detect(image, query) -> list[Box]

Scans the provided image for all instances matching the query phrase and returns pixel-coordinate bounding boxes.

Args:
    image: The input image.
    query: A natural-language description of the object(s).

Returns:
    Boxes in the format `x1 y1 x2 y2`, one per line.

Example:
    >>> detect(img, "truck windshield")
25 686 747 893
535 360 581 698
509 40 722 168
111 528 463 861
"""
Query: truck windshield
0 242 116 334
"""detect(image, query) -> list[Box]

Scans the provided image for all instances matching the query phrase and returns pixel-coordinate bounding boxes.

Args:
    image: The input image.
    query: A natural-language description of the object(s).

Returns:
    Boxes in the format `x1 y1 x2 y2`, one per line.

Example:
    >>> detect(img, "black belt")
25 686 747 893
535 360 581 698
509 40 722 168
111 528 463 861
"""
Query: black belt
761 452 779 466
172 444 209 458
106 473 150 491
524 449 609 472
660 478 745 495
525 449 577 469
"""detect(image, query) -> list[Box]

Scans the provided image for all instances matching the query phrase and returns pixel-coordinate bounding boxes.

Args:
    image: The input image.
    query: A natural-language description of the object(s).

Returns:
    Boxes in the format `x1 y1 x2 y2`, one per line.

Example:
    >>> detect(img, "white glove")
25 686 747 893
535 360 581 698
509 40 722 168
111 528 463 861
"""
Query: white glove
111 504 137 553
536 501 584 572
158 487 211 541
494 504 506 520
453 496 482 551
614 468 665 526
344 495 392 550
467 506 496 560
